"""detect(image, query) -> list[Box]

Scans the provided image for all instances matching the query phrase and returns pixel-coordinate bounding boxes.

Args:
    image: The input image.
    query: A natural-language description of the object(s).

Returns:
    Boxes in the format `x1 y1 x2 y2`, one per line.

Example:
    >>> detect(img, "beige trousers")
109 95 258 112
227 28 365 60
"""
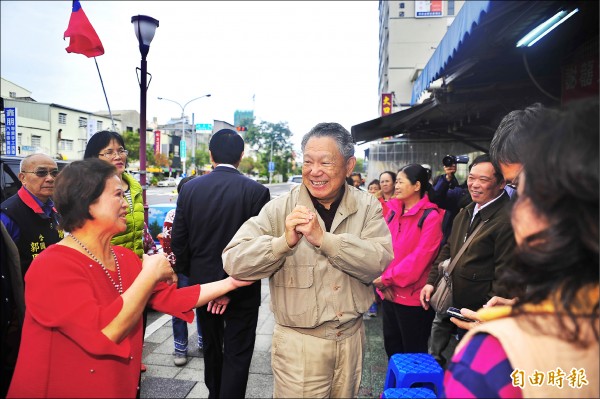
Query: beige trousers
272 323 366 398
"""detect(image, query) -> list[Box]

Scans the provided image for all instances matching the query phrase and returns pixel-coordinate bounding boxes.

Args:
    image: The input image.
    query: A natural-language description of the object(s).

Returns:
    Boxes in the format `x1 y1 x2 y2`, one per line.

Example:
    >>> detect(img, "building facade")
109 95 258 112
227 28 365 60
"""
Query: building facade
378 0 464 113
364 1 466 182
1 77 120 160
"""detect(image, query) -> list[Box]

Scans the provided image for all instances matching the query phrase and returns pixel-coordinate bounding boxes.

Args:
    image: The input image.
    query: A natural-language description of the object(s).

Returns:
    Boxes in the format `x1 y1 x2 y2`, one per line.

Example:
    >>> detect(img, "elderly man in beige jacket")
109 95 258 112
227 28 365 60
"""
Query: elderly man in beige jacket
223 122 393 398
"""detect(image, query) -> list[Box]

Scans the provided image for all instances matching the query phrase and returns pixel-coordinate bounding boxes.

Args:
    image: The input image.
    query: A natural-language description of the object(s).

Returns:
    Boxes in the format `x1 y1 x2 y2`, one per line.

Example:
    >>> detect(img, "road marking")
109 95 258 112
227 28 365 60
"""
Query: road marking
144 313 171 339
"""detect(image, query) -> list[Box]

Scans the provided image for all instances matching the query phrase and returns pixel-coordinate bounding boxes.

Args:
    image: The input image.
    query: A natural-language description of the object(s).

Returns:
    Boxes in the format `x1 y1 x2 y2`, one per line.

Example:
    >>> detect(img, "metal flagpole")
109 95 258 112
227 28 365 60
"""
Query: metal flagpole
94 57 116 131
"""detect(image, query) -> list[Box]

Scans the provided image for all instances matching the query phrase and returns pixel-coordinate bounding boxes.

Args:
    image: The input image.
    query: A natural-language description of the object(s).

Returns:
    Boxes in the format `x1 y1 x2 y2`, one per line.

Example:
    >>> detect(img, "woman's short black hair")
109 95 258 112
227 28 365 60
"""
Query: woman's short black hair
503 97 599 345
398 164 432 198
83 131 126 159
54 158 117 232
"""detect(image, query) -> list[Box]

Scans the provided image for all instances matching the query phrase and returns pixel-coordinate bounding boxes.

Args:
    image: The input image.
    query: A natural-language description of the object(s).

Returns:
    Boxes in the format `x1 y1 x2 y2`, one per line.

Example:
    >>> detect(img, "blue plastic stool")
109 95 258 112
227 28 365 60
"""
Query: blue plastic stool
381 387 437 398
383 353 443 395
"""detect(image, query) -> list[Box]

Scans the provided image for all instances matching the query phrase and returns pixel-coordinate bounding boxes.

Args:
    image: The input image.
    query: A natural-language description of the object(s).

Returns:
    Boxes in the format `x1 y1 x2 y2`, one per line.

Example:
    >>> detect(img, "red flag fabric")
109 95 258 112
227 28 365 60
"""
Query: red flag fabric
64 0 104 57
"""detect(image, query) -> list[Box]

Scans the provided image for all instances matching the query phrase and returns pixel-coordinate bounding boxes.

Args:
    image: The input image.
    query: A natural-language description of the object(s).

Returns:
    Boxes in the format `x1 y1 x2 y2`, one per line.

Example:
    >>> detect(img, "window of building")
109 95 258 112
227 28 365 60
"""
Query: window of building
126 126 133 132
448 0 455 16
79 117 87 128
399 2 405 9
31 135 41 147
399 11 405 17
58 139 74 151
97 121 103 131
9 91 16 98
58 113 67 124
17 133 22 146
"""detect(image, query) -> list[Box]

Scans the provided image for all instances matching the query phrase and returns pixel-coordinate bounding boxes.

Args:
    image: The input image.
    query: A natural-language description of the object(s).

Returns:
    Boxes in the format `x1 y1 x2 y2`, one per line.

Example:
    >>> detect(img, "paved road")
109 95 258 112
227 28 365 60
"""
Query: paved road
146 186 178 206
141 279 390 398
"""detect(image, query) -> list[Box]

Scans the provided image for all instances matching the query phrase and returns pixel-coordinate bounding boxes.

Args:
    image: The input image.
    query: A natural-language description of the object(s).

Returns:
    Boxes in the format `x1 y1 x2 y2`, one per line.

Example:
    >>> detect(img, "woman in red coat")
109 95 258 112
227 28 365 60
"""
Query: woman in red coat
7 159 250 398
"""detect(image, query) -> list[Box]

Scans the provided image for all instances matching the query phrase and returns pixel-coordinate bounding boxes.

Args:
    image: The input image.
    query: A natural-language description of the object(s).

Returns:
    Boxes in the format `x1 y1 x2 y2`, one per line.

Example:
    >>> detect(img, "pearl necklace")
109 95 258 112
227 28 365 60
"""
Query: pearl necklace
70 235 123 294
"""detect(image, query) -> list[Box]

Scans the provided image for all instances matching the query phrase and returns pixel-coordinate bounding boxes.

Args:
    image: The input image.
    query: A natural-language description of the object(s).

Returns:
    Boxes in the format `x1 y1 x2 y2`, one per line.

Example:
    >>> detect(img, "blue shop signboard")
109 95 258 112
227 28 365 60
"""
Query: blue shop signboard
5 108 17 155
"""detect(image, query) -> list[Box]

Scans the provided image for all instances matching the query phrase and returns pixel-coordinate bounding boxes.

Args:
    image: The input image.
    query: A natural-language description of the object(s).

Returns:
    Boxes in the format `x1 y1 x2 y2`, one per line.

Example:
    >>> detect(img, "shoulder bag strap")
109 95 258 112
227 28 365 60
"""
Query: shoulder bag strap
445 218 489 276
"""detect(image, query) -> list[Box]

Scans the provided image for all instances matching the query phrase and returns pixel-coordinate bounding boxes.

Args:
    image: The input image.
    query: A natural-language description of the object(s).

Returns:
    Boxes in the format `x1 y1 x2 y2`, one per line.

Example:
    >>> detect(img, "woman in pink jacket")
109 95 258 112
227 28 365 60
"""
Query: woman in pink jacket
373 164 444 357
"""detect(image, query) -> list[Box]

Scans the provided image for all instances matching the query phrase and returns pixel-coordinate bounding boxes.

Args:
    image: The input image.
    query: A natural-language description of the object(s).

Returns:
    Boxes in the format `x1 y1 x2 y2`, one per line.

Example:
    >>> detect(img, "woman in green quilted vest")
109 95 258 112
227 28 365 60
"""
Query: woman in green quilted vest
84 131 144 258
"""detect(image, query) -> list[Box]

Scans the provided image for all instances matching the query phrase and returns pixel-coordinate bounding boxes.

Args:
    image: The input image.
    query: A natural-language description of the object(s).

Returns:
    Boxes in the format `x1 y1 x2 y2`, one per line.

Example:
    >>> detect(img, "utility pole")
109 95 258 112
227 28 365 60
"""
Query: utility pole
158 94 211 177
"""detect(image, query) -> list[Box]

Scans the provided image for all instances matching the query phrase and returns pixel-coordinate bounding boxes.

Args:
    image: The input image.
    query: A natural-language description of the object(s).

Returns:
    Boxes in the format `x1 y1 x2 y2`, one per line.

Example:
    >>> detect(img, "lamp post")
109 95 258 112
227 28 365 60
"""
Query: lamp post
132 14 159 226
157 94 211 176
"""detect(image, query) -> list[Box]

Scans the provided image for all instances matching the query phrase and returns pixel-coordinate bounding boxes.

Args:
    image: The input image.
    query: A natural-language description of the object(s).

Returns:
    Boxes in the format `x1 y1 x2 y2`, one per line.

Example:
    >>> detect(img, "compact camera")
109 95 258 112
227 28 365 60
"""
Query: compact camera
442 155 469 167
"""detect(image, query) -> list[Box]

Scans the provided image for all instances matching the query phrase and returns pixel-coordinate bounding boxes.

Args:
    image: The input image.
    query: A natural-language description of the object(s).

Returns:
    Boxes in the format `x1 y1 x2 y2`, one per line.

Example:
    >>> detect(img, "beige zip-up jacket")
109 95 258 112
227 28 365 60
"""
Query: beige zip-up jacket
223 184 393 339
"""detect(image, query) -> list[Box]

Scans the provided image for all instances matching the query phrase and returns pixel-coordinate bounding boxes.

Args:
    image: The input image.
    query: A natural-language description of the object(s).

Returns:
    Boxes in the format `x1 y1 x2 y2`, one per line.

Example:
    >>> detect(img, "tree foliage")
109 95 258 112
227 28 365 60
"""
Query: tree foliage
194 148 210 167
239 156 262 176
123 130 140 160
354 158 364 174
244 119 295 181
122 130 162 168
154 153 170 168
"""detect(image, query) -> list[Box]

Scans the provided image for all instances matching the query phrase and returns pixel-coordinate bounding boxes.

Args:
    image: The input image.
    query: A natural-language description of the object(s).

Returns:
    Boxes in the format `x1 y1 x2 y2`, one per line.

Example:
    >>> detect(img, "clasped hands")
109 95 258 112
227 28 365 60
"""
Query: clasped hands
285 205 324 248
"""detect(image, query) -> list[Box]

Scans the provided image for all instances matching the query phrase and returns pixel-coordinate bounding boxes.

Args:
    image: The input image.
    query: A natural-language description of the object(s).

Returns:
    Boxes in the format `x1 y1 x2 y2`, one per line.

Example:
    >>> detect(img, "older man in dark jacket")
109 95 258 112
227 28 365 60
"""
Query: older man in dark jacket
420 154 515 367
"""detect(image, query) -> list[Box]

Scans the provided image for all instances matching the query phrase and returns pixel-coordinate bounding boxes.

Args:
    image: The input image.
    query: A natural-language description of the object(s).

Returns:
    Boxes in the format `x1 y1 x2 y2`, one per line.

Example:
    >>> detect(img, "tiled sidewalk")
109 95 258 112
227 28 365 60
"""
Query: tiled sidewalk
140 279 389 398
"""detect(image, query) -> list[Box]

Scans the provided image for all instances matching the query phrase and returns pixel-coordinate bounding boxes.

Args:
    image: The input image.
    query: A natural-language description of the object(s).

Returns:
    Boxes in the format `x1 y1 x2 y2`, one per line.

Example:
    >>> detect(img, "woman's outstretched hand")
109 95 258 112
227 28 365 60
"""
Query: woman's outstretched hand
142 253 178 285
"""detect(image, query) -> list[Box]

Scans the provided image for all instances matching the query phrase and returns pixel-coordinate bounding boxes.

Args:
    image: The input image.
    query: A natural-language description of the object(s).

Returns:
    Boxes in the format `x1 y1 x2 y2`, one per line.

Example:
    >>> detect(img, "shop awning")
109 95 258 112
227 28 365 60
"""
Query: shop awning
352 0 597 145
411 1 492 105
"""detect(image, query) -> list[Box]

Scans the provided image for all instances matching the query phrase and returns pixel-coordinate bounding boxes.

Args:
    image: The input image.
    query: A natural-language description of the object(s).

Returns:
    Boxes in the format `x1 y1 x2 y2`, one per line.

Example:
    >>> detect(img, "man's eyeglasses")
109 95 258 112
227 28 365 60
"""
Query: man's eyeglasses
22 169 59 178
99 149 129 158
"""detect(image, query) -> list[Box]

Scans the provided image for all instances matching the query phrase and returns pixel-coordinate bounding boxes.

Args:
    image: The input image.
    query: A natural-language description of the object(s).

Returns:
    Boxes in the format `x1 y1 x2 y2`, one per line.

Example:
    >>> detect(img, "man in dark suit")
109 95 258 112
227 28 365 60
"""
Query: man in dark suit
171 129 270 398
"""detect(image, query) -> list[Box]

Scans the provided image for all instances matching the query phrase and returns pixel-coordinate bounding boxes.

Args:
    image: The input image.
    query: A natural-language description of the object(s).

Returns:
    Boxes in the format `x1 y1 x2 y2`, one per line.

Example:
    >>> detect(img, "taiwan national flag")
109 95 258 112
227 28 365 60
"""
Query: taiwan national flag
64 0 104 57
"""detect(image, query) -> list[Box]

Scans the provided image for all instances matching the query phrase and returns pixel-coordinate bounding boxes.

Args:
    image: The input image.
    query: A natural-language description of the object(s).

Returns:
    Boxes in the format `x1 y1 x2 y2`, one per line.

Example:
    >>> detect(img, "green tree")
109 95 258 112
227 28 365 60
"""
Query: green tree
354 158 365 174
244 120 294 181
122 129 161 169
239 156 259 175
194 148 210 167
123 130 140 161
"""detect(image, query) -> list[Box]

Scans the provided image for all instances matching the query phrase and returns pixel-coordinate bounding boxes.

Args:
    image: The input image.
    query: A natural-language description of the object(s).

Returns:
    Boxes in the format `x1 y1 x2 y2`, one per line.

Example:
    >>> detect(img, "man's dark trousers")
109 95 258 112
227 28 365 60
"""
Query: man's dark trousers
198 286 260 398
171 165 270 398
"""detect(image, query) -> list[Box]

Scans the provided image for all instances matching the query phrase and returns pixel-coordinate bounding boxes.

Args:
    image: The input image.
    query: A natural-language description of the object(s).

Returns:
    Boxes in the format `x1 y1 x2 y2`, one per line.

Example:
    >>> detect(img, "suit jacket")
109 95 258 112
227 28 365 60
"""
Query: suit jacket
171 166 270 307
426 192 515 311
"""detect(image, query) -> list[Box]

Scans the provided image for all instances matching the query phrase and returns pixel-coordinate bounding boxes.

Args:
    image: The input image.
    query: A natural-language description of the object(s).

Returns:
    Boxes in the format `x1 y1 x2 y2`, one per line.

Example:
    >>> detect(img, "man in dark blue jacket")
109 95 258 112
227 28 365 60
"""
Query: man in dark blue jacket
171 129 270 398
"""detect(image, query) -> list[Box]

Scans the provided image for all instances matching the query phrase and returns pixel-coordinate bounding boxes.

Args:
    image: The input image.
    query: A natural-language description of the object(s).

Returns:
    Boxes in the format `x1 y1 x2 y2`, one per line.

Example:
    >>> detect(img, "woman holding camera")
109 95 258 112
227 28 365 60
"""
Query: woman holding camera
7 159 251 398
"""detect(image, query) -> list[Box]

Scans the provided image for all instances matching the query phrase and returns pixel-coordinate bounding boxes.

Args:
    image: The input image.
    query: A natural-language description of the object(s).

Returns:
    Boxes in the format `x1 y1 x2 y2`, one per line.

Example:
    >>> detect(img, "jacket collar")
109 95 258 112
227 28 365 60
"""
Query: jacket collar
213 165 241 175
17 186 56 215
466 191 509 221
297 184 358 226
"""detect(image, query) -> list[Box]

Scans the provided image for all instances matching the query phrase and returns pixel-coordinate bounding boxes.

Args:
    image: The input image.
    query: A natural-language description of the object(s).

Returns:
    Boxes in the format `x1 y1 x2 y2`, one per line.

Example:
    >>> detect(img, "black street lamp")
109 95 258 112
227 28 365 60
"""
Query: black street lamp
132 14 159 226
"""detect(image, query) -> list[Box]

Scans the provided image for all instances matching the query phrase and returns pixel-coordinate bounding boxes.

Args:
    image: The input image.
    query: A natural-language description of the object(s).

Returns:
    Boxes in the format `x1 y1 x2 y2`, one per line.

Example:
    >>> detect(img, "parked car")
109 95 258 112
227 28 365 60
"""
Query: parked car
288 175 302 184
1 155 70 203
265 182 299 201
157 177 177 187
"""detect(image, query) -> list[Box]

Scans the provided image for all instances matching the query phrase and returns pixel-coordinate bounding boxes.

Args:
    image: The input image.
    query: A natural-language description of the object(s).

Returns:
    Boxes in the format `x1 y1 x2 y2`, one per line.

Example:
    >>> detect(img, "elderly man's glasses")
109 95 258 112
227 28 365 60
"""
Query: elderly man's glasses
99 149 129 158
22 169 59 178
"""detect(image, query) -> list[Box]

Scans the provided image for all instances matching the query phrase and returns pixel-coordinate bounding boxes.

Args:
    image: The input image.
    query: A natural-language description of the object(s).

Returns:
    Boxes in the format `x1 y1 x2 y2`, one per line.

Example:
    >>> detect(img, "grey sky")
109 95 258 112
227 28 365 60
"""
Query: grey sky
1 1 379 154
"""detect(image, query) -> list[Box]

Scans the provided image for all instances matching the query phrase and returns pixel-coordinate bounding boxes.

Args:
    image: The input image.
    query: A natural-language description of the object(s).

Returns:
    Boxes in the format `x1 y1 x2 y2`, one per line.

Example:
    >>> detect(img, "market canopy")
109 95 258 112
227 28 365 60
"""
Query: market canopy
352 0 598 147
